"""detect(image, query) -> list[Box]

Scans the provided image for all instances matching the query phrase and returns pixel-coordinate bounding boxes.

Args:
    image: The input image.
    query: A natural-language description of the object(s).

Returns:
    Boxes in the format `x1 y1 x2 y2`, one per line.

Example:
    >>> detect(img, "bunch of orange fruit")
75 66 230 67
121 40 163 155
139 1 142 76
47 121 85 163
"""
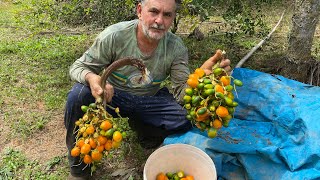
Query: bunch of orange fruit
184 54 243 138
70 98 127 170
156 170 194 180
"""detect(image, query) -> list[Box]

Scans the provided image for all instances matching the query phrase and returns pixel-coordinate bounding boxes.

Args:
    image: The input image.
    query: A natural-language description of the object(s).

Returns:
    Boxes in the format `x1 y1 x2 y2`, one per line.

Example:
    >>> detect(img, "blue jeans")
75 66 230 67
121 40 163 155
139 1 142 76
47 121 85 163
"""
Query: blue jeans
64 83 192 176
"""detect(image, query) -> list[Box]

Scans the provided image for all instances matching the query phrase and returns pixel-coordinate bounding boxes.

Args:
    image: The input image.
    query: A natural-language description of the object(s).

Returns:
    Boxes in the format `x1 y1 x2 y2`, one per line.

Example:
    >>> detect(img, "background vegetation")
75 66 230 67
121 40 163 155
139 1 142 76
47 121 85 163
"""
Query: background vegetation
0 0 318 179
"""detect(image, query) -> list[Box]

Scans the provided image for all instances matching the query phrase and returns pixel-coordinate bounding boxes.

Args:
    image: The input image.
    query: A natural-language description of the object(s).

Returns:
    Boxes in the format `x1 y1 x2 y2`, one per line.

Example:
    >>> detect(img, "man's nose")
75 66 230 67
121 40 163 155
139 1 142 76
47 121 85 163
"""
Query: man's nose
154 14 164 25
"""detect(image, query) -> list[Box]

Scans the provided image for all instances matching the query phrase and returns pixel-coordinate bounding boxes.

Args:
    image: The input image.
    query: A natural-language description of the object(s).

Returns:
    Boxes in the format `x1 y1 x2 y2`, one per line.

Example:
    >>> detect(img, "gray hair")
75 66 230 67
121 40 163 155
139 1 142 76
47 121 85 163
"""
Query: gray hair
140 0 181 9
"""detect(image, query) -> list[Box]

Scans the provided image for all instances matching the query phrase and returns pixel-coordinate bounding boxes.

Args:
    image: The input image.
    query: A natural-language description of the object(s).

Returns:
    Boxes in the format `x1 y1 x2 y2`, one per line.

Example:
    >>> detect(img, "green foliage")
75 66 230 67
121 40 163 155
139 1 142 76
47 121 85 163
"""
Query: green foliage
222 1 270 37
0 148 68 179
26 0 137 28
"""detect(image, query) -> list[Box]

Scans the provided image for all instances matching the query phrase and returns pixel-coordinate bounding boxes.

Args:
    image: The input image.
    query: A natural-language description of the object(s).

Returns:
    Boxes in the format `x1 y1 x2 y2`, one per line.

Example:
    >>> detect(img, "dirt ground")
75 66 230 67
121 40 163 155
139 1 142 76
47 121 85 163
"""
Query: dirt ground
0 109 66 165
0 1 319 179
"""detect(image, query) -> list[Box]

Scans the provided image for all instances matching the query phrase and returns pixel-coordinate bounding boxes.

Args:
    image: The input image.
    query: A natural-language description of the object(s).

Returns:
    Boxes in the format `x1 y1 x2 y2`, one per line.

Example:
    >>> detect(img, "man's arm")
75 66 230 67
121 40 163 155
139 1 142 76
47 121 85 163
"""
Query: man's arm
69 35 114 101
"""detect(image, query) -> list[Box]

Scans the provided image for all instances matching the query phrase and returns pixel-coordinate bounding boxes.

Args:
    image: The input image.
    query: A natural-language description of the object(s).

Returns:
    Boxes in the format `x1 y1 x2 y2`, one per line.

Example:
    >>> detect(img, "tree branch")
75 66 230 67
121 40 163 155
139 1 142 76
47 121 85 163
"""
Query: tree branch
235 10 286 68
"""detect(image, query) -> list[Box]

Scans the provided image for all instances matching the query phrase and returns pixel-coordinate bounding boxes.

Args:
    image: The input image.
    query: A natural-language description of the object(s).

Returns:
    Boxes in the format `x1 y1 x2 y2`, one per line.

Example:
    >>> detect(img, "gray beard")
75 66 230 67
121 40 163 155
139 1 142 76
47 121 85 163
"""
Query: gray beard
141 21 165 40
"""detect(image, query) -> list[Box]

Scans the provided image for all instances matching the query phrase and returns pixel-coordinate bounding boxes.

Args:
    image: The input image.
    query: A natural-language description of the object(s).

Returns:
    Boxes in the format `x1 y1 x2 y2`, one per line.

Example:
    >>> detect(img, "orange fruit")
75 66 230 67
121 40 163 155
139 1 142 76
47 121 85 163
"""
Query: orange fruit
83 154 92 164
104 140 113 151
70 147 80 157
215 84 224 94
100 120 113 131
97 135 107 145
112 141 121 149
195 110 209 121
89 138 97 149
216 106 229 118
212 119 223 129
220 76 231 86
96 145 104 152
76 139 85 148
188 73 199 80
80 143 91 155
85 125 95 135
187 78 199 88
194 68 206 77
91 150 103 162
156 172 168 180
113 131 123 142
194 68 205 77
186 175 194 180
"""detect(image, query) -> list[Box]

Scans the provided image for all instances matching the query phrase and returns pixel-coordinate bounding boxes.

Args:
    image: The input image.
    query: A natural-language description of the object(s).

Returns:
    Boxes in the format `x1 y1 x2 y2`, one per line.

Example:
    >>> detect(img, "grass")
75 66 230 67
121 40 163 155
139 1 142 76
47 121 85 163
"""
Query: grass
0 148 68 179
0 0 319 179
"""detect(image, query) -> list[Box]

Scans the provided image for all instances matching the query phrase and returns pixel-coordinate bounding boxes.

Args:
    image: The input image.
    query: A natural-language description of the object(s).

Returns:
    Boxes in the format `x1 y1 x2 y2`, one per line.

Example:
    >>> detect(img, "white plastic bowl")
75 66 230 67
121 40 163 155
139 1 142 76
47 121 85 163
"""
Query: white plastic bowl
143 144 217 180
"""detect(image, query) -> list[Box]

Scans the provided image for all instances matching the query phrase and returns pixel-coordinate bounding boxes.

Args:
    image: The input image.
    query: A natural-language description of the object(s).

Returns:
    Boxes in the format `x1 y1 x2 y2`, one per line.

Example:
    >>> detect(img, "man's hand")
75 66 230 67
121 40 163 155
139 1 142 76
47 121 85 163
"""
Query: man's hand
85 72 114 103
200 49 231 75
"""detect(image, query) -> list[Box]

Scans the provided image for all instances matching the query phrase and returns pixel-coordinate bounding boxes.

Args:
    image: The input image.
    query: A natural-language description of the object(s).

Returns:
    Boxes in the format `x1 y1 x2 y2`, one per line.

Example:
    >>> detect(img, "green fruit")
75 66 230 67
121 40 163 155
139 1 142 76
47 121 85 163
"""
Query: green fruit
191 96 201 105
166 172 173 178
224 97 233 106
185 88 194 96
222 114 232 121
203 78 212 84
212 100 220 107
185 103 191 110
225 85 234 92
215 92 224 99
100 130 106 136
213 68 223 76
204 89 215 96
227 107 235 114
189 111 196 118
231 101 238 107
121 132 127 139
197 107 207 115
204 84 214 89
183 95 192 103
209 105 216 112
233 79 243 86
199 122 207 130
197 82 205 89
186 114 193 120
173 174 180 180
223 119 230 127
207 127 217 138
177 171 184 178
105 128 115 138
89 103 97 109
81 105 88 113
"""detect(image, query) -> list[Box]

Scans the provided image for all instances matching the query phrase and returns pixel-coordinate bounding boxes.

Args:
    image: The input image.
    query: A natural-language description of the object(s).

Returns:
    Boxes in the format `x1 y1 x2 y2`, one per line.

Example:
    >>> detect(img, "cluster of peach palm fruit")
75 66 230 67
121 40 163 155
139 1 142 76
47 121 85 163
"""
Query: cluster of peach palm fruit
156 170 194 180
70 98 127 171
184 53 243 138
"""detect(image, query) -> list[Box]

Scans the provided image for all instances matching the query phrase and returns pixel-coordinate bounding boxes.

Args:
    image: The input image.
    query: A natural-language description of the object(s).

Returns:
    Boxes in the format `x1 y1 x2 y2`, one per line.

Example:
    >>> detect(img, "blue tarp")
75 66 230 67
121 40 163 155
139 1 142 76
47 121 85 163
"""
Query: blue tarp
164 68 320 180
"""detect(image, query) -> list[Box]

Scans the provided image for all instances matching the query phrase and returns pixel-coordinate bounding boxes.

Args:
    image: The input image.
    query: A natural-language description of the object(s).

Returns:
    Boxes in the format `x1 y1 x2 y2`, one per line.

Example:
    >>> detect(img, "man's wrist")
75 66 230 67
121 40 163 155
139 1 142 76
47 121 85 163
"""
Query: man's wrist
85 72 98 85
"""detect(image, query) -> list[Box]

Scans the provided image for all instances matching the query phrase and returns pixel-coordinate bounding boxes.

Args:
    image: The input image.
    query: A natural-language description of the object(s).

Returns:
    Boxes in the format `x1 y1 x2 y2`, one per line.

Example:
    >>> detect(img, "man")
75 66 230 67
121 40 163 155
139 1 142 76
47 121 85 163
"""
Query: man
65 0 231 179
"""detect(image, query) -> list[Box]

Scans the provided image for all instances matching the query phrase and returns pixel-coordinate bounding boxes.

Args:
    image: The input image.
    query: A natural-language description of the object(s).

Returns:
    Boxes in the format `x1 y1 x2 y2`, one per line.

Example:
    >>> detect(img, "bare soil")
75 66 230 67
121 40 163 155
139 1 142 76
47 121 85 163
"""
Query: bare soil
0 1 319 179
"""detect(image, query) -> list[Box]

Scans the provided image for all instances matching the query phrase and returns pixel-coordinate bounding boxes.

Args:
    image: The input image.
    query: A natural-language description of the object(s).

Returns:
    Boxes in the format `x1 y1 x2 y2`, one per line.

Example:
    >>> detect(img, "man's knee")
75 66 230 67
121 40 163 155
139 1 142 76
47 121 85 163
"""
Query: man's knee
67 83 93 104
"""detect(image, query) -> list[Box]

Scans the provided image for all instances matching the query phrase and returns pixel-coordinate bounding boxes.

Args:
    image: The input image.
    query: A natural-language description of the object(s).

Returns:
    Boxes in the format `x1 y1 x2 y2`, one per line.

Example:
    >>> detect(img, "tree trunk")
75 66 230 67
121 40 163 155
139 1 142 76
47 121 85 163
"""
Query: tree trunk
282 0 320 83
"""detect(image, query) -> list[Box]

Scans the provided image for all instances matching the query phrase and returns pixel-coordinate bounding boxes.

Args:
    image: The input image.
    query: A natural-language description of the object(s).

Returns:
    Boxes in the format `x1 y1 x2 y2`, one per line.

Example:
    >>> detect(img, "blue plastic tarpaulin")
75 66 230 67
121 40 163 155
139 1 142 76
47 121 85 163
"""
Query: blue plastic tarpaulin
164 68 320 180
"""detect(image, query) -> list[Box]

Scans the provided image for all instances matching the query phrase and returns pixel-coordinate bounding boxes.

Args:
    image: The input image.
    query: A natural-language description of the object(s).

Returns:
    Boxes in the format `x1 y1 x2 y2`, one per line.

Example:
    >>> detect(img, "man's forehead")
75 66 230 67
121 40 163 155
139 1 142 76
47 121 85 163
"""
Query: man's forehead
143 0 176 12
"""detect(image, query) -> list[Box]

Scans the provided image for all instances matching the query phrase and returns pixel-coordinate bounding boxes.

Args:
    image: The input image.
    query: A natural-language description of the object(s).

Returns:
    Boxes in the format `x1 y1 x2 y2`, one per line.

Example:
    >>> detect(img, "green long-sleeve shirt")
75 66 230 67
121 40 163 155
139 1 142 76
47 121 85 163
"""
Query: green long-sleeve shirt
69 19 190 103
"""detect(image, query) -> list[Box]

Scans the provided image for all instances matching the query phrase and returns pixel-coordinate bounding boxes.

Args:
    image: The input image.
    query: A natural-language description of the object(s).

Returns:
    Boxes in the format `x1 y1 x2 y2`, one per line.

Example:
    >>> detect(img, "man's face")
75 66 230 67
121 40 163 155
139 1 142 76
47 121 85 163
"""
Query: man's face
137 0 176 40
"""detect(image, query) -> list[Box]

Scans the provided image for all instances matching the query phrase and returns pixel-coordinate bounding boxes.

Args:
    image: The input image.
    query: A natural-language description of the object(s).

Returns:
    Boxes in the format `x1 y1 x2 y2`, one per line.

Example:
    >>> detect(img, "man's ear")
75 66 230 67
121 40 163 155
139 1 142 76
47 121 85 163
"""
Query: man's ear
136 3 142 19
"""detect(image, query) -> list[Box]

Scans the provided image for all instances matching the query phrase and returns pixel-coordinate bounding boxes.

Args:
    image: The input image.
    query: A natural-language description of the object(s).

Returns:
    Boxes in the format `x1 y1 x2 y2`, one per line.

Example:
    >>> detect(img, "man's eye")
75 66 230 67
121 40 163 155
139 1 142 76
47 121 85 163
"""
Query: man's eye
149 10 158 14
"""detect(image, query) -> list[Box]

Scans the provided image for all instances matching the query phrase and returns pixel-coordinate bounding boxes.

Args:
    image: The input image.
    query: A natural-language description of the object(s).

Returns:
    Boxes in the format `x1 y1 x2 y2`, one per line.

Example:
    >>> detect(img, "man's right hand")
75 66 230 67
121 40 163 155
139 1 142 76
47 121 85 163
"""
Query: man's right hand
85 72 114 103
